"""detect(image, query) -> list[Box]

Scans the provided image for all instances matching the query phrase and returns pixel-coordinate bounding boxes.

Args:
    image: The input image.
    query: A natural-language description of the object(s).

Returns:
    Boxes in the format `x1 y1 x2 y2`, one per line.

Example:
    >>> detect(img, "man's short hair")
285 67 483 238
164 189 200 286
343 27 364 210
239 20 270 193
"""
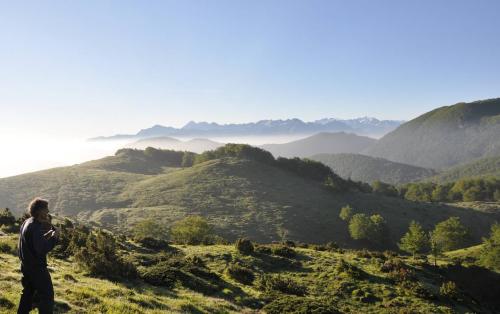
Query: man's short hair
28 198 49 217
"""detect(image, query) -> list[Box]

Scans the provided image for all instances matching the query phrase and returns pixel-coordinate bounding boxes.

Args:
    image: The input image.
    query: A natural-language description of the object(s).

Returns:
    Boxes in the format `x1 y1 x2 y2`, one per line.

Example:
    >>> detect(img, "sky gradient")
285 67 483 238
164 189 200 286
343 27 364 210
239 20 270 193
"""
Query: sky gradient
1 0 500 139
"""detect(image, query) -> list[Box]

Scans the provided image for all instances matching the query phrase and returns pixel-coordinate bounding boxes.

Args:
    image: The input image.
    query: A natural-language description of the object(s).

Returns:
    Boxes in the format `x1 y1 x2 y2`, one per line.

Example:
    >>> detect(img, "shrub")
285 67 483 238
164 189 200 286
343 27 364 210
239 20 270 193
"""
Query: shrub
262 296 340 314
255 245 273 255
139 262 178 288
272 245 296 258
235 238 254 255
479 222 500 271
170 216 213 245
335 260 364 279
136 236 171 251
439 281 460 300
226 263 255 285
74 231 137 280
258 275 307 296
0 241 16 255
132 219 168 242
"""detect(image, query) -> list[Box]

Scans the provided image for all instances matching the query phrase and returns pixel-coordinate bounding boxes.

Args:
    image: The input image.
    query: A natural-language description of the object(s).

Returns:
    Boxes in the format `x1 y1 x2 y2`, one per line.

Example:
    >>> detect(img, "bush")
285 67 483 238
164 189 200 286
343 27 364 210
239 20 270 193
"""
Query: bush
255 245 273 255
272 245 296 258
74 231 137 280
258 275 307 296
170 216 213 245
335 260 364 279
139 262 178 288
262 296 340 314
226 263 255 285
439 281 460 300
136 236 171 251
0 240 16 255
235 238 254 255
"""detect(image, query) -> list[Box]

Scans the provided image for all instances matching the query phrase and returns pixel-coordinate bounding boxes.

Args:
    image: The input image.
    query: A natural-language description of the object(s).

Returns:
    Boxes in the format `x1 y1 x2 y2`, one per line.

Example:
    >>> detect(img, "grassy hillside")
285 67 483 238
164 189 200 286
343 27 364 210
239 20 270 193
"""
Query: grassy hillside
1 231 499 314
364 98 500 169
428 155 500 183
261 132 376 158
310 153 436 184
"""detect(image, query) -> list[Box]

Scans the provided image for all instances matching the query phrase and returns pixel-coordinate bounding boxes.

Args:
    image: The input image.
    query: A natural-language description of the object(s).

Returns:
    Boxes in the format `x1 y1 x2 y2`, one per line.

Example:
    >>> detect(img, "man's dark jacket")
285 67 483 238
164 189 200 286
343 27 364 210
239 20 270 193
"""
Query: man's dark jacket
18 217 56 269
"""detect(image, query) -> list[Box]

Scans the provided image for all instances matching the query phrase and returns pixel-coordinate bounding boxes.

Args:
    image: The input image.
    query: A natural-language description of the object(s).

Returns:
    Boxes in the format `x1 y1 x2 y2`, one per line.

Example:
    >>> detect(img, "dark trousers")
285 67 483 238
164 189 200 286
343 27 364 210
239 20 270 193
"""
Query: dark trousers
17 266 54 314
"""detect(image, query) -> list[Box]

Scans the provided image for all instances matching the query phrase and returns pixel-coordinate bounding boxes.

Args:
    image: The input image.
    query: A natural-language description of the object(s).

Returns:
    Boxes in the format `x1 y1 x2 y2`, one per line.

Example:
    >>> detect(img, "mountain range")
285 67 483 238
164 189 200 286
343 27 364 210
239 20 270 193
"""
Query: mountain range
90 117 403 141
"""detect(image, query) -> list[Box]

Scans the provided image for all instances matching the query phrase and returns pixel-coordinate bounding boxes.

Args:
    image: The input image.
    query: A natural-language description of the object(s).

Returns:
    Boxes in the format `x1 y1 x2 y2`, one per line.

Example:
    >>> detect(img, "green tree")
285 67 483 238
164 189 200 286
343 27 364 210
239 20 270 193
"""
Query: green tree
463 186 482 202
170 215 213 244
431 217 468 252
132 218 168 241
348 213 387 243
339 205 353 221
431 185 450 202
348 214 372 240
479 223 500 271
372 181 398 197
398 221 429 258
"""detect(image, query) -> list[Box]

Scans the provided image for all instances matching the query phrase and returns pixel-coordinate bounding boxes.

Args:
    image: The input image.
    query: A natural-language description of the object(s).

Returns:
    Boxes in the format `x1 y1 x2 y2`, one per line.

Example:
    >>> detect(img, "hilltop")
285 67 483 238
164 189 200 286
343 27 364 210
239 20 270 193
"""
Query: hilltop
261 132 376 158
310 153 436 185
126 137 223 153
364 98 500 169
0 146 497 248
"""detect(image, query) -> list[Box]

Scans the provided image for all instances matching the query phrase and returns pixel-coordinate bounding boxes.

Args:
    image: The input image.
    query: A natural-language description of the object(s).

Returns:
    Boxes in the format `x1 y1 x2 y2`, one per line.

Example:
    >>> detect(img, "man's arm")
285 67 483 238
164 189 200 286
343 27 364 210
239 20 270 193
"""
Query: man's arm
32 224 57 257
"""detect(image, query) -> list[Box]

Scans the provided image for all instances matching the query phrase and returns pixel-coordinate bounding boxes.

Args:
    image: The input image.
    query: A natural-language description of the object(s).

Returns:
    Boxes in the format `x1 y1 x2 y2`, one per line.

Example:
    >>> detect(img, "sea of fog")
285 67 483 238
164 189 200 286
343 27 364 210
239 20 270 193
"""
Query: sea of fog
0 134 308 178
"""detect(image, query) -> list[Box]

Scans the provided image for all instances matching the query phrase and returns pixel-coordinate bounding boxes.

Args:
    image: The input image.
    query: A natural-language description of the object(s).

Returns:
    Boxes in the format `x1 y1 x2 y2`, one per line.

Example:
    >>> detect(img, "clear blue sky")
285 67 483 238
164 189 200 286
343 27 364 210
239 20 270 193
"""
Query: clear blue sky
1 0 499 137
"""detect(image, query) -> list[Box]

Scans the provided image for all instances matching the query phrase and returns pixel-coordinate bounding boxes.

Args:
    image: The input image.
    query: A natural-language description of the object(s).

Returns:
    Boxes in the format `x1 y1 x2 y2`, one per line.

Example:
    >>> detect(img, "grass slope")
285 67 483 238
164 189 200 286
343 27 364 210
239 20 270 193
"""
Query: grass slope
261 132 376 158
1 232 499 314
310 153 436 184
364 98 500 169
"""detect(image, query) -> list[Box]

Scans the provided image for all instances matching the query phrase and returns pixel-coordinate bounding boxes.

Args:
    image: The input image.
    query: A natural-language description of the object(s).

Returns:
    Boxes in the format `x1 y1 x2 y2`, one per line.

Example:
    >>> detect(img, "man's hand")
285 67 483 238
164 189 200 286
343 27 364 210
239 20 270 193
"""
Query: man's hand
43 229 57 239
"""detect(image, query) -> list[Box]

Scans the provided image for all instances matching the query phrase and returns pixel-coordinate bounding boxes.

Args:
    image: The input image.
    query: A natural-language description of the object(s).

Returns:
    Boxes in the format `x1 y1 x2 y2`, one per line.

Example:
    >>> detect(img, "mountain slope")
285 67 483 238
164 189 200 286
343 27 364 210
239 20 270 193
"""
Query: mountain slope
364 98 500 169
261 132 376 158
0 148 497 247
310 153 436 184
428 155 500 182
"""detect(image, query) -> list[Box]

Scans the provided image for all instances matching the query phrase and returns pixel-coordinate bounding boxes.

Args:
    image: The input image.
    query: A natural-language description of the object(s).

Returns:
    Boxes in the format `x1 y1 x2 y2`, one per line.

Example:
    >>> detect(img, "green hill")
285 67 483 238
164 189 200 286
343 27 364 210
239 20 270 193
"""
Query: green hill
261 132 376 158
364 98 500 169
310 153 436 184
428 155 500 182
0 146 498 248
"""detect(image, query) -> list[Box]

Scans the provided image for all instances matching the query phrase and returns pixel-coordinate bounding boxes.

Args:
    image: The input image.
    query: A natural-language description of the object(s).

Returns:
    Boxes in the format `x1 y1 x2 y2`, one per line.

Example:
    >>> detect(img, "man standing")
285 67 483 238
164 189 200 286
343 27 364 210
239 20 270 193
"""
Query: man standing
17 198 59 314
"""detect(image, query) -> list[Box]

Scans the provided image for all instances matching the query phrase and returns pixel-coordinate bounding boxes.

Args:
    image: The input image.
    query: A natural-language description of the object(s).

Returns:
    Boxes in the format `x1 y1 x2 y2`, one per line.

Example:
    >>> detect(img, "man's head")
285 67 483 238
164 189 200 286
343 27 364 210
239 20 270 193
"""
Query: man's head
28 198 49 220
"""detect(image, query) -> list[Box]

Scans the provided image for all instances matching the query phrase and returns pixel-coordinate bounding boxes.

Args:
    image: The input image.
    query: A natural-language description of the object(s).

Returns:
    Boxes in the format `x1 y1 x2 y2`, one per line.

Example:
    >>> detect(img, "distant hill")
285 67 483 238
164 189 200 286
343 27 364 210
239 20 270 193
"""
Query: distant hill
126 137 223 153
0 146 497 248
90 117 403 141
364 98 500 169
310 153 436 184
428 155 500 182
260 132 376 158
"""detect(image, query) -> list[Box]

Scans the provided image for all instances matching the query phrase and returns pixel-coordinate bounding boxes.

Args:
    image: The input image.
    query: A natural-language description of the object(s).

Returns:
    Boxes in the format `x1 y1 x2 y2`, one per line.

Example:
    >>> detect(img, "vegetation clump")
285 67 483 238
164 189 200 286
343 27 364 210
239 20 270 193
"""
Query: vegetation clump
271 245 296 258
74 230 137 280
235 238 254 255
398 221 429 258
258 275 307 296
225 262 255 285
170 215 213 245
479 222 500 271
